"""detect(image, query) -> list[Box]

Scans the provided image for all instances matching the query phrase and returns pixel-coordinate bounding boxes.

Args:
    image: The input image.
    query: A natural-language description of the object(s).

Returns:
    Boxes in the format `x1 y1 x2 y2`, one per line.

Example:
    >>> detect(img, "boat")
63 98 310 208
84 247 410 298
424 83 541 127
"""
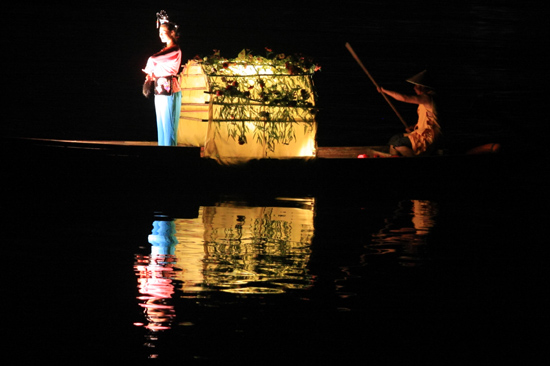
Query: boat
2 136 504 200
2 51 505 200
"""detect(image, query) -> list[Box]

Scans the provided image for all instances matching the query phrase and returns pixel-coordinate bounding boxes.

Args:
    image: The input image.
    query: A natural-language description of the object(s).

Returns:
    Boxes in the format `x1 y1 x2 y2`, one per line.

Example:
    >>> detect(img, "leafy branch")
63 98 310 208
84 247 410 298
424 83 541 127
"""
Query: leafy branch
199 48 320 152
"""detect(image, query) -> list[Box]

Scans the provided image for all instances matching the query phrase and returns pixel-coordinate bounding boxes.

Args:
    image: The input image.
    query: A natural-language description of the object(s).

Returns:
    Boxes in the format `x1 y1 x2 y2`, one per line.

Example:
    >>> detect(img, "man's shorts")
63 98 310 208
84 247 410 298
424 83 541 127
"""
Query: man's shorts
388 134 412 148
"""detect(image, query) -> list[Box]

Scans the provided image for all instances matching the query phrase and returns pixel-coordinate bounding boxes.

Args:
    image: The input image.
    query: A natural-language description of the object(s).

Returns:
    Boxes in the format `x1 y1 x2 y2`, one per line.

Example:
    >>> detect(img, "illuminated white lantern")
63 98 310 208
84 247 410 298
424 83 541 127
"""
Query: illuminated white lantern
177 49 320 164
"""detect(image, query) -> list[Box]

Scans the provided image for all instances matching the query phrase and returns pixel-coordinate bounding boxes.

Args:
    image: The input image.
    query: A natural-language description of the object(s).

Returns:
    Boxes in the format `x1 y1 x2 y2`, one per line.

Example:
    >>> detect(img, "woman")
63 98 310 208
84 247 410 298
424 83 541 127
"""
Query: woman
379 70 441 156
143 11 182 146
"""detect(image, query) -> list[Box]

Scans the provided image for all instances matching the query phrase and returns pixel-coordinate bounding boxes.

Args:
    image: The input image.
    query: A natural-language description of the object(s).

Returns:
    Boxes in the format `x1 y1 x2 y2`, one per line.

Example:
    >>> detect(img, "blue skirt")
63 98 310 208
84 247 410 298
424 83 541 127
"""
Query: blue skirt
154 91 182 146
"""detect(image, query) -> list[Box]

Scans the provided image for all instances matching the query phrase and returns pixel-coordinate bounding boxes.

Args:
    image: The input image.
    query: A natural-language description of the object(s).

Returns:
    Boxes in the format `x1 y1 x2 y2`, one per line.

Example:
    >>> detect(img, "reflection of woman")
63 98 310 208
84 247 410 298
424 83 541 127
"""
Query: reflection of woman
378 70 441 156
134 216 179 332
142 10 182 146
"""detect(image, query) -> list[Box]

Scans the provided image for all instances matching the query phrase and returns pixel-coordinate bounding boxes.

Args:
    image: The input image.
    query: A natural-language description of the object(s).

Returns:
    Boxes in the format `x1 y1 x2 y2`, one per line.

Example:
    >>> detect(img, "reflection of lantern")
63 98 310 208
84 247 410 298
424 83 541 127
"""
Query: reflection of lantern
177 50 319 163
200 201 315 293
168 199 315 293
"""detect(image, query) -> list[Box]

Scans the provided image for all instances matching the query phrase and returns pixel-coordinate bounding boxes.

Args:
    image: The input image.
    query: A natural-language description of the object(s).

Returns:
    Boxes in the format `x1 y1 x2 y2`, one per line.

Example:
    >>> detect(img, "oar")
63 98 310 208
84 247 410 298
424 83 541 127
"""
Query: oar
345 42 409 129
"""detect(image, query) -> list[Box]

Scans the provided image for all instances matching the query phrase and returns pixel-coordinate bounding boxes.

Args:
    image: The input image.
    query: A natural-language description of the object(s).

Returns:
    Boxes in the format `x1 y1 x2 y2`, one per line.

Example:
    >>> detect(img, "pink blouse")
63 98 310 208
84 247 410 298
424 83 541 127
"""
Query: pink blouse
143 46 182 93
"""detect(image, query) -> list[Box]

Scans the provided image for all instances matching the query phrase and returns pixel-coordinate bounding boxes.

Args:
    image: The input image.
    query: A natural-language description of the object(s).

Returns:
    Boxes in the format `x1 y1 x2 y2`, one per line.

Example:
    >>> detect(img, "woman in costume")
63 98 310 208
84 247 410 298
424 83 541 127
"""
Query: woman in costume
143 10 182 146
379 70 441 156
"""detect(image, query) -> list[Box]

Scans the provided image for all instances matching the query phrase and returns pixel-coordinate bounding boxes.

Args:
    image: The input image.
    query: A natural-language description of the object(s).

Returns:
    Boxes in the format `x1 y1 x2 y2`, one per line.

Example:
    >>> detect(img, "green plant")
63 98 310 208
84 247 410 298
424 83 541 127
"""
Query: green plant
200 48 320 152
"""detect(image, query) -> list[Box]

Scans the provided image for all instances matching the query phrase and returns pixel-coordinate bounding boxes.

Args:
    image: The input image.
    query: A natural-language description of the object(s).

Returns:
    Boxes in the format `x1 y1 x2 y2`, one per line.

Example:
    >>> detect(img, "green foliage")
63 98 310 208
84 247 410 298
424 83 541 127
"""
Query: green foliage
202 47 321 76
200 48 320 152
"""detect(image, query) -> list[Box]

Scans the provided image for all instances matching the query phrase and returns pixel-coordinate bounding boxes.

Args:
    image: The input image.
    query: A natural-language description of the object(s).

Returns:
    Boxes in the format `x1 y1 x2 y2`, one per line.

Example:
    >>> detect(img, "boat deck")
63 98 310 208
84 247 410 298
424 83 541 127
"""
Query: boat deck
2 136 505 199
6 138 392 159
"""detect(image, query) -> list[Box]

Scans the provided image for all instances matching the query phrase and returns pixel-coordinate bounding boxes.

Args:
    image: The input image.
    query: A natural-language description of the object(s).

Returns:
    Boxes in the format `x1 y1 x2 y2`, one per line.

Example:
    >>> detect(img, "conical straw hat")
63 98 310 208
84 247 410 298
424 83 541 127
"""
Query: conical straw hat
406 70 433 88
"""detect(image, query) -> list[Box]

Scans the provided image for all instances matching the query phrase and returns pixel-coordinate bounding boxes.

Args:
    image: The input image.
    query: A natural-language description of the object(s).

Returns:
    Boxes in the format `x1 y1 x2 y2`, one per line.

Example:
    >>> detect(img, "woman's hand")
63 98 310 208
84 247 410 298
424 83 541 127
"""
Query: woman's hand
142 70 153 81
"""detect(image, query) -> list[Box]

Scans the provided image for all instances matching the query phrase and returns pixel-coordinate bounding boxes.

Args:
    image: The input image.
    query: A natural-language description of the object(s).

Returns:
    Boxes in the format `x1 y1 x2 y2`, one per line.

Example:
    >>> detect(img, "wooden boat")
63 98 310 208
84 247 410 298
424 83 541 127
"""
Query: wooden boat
2 136 504 200
2 54 505 200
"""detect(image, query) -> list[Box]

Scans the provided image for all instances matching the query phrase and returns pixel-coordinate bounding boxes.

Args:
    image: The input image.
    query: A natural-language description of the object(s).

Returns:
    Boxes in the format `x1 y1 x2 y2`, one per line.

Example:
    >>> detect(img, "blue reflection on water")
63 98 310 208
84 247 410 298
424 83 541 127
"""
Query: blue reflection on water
148 216 179 255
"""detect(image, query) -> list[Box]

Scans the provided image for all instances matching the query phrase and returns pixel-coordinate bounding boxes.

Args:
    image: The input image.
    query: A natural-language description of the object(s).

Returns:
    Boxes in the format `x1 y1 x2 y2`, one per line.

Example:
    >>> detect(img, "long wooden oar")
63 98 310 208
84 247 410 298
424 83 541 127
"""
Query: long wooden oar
345 42 409 128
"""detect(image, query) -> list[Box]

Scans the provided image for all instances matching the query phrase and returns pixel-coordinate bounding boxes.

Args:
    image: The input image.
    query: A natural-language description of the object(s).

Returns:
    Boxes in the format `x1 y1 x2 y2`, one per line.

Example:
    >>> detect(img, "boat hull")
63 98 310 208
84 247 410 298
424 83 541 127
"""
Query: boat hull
3 137 505 201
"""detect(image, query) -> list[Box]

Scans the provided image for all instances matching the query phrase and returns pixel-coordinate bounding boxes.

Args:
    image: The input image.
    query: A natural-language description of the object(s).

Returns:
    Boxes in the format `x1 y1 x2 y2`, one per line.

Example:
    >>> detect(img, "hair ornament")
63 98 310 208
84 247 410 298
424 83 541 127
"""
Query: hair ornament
156 9 179 35
156 10 170 28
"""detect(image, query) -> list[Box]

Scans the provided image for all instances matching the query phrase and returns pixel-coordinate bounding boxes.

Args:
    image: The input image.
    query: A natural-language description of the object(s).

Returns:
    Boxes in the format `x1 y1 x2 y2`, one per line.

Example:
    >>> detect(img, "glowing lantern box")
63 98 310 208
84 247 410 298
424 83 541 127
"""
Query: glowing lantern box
177 49 319 164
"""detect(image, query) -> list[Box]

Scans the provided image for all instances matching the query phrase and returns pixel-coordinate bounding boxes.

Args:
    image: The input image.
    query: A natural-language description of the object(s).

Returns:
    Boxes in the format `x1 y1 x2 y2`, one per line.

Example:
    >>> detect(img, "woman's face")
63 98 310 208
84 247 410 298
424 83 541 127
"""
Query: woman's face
159 25 175 44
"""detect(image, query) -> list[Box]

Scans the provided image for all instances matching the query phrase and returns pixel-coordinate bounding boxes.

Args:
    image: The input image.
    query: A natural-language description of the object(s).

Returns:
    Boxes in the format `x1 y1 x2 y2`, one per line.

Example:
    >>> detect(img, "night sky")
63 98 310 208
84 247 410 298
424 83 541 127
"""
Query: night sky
3 1 546 148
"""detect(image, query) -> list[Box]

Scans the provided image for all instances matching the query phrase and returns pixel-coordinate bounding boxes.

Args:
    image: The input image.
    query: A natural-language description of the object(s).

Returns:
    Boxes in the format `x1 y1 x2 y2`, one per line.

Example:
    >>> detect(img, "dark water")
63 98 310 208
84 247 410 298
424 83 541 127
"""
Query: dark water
2 1 549 364
3 189 547 363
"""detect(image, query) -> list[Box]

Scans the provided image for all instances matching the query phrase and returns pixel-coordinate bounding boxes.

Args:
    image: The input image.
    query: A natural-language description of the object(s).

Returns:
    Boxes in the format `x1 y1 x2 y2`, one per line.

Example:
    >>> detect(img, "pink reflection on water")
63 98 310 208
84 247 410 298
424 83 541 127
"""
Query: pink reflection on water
134 253 177 331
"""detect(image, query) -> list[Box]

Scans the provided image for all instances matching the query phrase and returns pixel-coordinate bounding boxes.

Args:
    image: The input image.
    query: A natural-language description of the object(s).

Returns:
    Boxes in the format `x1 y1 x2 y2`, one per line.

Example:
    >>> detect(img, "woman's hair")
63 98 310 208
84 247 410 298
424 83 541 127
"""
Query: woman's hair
157 10 180 41
160 22 180 41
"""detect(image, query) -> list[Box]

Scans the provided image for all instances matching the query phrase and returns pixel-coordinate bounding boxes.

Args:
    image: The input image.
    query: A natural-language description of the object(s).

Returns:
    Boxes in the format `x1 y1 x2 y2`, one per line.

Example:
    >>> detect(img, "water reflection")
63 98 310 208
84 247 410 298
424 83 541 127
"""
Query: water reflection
131 197 443 360
365 200 438 266
134 198 315 331
201 201 315 293
134 215 178 333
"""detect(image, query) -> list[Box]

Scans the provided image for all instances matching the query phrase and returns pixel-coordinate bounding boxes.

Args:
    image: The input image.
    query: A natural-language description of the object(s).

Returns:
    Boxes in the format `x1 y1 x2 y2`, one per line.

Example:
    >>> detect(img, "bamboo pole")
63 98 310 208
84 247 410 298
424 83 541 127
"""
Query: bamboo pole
345 42 409 128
